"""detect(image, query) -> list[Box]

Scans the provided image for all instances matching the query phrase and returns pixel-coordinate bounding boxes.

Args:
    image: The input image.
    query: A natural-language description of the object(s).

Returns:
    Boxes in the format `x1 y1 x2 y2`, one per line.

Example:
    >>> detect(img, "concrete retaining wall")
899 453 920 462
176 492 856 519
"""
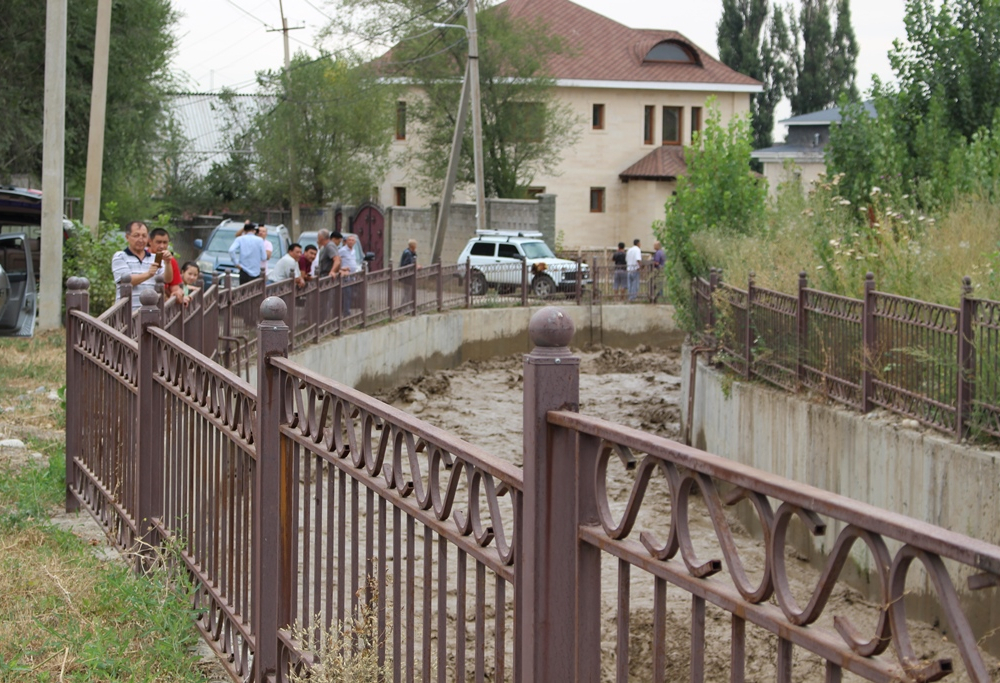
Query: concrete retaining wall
681 347 1000 642
289 304 681 393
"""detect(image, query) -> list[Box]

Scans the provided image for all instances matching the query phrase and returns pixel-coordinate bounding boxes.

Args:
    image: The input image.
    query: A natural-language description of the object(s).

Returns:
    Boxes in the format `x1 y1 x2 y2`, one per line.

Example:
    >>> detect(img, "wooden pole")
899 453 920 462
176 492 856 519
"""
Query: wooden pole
82 0 113 234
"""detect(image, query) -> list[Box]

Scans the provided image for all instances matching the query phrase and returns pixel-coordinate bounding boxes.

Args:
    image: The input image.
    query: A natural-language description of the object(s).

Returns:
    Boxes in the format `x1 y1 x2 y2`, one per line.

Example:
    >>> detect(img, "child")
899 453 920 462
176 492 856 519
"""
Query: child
180 261 201 305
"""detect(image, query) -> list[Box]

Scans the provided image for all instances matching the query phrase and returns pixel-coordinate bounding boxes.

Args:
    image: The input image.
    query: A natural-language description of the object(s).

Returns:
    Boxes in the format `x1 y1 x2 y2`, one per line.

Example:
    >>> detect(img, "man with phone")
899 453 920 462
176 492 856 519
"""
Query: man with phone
227 222 269 285
111 221 164 309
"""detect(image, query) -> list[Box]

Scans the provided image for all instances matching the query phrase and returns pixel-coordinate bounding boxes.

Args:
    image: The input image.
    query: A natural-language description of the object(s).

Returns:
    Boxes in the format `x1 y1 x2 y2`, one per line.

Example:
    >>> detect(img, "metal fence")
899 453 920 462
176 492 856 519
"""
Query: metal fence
65 277 1000 682
694 270 1000 441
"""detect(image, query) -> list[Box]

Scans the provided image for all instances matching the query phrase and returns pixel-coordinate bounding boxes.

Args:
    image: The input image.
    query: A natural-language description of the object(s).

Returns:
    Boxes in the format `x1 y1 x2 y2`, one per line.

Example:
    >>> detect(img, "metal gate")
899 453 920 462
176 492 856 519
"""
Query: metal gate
352 202 385 271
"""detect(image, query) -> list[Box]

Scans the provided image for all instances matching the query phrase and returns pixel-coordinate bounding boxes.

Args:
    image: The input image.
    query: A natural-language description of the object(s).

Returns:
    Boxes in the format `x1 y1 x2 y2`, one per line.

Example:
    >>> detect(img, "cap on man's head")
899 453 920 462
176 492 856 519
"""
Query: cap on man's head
245 223 259 233
618 242 625 249
331 231 343 240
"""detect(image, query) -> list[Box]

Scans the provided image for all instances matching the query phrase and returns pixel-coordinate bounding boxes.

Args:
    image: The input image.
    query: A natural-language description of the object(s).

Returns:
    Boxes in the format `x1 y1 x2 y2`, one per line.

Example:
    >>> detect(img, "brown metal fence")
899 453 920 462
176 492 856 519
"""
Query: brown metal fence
697 270 1000 442
65 277 1000 682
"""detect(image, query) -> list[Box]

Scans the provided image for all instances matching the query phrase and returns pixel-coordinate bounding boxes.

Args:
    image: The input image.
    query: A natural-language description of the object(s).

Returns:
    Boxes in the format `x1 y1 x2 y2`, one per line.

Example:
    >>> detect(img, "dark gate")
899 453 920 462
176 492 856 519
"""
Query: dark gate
352 202 384 271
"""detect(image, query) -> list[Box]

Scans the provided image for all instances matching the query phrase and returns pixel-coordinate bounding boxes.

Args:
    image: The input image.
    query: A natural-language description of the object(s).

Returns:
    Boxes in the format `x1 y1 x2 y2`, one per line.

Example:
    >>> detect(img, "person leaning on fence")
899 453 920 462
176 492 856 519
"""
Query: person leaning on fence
612 242 627 300
339 234 361 315
626 238 642 302
111 220 165 310
652 240 666 303
316 229 343 279
270 243 306 288
228 223 268 285
400 239 417 268
299 244 318 280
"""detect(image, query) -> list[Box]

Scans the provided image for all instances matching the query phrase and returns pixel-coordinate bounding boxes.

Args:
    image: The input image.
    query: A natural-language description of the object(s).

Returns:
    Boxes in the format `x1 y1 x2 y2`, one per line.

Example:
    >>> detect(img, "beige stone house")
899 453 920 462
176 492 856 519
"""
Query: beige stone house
379 0 761 250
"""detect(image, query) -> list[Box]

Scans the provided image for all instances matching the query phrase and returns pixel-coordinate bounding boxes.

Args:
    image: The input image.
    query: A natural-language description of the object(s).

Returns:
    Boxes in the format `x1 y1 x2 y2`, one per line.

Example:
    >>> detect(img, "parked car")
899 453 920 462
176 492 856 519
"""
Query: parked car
298 230 375 273
457 230 590 297
0 232 37 337
193 219 291 287
0 186 74 282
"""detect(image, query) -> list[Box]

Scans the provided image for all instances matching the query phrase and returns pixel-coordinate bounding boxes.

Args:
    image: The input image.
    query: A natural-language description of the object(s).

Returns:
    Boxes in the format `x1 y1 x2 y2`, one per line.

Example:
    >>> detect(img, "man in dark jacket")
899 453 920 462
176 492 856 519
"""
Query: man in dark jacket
400 239 417 268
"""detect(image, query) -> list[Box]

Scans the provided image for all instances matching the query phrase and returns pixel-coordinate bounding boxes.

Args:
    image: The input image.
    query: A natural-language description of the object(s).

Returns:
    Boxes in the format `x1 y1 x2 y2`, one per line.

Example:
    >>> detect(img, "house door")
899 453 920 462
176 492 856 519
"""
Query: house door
352 203 384 271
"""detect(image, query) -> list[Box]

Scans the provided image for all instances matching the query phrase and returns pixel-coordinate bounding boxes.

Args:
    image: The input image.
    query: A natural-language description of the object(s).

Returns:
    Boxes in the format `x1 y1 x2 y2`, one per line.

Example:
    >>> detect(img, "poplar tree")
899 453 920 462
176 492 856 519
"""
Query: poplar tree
788 0 859 115
830 0 860 102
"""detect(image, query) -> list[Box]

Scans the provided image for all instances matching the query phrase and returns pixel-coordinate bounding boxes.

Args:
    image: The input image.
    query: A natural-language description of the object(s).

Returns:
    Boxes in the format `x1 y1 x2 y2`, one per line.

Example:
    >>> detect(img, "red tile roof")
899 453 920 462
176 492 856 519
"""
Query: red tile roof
619 145 688 181
500 0 761 87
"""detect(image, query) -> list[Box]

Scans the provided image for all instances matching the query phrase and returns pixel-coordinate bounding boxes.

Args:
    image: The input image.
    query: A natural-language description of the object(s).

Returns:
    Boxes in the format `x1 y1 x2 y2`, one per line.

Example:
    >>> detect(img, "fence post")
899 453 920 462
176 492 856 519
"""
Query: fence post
65 277 90 513
117 273 133 337
252 297 290 683
283 284 296 351
521 260 529 306
957 276 975 440
521 307 582 682
797 271 808 388
744 271 754 380
411 263 419 316
709 268 719 330
388 262 395 321
361 270 369 328
310 280 321 343
465 258 471 309
334 277 343 335
436 263 444 312
575 258 582 306
862 272 876 413
136 289 164 569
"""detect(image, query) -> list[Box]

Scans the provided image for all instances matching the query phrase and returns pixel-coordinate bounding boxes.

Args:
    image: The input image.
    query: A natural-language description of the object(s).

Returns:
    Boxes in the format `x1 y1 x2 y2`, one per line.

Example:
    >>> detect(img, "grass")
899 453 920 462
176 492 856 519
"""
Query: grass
0 326 216 682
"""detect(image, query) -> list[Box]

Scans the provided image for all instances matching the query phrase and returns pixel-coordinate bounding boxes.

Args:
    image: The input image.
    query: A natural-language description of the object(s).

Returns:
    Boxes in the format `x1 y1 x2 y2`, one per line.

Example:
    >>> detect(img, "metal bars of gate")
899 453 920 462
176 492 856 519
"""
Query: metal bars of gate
268 356 522 683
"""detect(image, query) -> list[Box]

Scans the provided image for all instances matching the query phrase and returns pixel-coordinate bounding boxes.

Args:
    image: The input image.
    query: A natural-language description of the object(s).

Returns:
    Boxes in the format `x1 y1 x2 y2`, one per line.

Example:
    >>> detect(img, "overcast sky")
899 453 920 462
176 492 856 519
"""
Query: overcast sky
168 0 907 125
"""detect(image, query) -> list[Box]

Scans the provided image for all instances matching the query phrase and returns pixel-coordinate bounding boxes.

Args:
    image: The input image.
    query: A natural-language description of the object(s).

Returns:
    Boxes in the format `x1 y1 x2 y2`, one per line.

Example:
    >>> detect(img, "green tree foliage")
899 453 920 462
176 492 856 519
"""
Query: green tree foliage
244 53 398 208
716 0 792 149
327 0 580 199
0 0 178 221
788 0 858 115
827 0 1000 209
653 100 766 327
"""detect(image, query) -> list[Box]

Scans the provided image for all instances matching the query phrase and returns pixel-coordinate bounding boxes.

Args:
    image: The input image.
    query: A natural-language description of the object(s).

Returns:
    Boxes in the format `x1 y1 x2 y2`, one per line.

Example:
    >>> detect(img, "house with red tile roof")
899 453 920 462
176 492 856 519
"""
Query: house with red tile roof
380 0 761 250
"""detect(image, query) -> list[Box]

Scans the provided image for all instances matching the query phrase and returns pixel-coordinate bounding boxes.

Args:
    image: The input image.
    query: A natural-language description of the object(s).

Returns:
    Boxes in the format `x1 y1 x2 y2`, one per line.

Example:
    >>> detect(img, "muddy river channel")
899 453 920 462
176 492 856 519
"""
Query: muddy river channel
373 345 998 682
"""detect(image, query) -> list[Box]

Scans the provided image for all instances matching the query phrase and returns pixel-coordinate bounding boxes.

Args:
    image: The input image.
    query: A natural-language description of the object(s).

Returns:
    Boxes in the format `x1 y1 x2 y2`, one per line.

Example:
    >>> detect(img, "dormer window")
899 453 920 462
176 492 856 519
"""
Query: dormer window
644 41 696 64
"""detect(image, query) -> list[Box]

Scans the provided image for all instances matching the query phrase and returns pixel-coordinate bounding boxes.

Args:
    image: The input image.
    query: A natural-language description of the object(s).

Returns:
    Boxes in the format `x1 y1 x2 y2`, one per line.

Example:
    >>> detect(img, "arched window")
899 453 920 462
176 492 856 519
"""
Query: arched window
644 41 696 63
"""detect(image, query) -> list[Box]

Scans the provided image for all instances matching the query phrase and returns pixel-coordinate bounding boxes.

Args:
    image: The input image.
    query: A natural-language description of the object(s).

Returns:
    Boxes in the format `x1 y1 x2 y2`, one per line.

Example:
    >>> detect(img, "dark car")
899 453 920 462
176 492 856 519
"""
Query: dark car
0 186 74 281
193 219 291 287
0 232 37 337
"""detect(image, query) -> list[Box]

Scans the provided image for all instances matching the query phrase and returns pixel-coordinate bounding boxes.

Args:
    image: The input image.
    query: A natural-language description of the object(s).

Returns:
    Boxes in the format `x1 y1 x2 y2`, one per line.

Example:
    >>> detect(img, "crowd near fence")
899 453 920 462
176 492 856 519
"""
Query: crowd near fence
61 267 1000 682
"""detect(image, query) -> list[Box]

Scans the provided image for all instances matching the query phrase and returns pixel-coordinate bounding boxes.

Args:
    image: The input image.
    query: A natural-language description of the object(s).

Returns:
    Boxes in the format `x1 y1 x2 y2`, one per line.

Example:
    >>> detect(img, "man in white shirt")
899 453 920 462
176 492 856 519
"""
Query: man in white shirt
339 234 362 315
227 223 269 285
626 238 642 301
111 221 164 309
270 243 305 288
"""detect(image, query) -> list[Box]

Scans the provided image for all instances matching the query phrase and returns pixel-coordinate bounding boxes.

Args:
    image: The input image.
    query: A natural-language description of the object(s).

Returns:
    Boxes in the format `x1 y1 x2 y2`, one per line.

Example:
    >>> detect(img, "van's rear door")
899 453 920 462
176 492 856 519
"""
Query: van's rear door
0 233 36 337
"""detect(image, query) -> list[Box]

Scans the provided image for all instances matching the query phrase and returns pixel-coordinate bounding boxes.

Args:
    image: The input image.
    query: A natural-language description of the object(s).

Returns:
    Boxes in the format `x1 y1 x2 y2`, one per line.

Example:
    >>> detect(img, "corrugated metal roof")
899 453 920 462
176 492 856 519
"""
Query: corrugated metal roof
619 145 687 181
779 100 877 126
167 93 275 175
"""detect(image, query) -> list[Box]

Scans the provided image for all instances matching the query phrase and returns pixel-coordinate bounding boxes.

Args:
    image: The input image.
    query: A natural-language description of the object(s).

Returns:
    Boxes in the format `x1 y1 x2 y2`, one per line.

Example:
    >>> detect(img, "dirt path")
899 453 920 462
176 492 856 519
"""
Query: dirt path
374 346 999 682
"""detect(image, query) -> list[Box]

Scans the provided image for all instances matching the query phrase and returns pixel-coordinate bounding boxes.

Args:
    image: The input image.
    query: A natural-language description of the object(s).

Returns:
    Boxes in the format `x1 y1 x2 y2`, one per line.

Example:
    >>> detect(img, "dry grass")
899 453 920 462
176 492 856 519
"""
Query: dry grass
695 185 1000 305
0 329 67 431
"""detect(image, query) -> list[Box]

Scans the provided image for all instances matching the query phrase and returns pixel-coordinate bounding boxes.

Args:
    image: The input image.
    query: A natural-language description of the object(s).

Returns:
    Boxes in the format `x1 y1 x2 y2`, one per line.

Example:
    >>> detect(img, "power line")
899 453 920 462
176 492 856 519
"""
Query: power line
301 0 334 22
223 0 274 29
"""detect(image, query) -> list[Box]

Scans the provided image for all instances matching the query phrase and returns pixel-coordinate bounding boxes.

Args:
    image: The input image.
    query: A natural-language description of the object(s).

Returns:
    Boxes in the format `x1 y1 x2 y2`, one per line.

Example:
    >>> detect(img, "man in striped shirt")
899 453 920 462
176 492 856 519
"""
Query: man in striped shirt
111 221 164 309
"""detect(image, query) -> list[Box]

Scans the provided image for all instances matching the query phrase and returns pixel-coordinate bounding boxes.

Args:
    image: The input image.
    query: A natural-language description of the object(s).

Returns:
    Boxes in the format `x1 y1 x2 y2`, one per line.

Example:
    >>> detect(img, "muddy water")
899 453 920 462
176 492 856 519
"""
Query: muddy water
374 345 998 682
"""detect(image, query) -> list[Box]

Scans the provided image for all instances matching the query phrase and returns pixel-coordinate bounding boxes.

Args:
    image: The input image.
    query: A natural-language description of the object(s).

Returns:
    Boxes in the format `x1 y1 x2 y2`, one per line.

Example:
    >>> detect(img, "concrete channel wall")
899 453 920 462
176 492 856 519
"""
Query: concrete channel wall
681 346 1000 641
287 304 682 393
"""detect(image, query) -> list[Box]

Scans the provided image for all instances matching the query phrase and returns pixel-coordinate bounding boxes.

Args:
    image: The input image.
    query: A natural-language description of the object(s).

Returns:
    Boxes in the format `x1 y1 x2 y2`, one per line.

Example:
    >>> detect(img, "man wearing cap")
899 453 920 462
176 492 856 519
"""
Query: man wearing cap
228 222 269 285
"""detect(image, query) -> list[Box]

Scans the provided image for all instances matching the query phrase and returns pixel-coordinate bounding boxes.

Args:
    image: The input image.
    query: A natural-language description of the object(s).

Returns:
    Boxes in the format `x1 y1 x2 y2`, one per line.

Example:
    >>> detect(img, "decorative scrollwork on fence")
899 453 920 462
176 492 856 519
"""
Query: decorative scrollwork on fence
273 357 521 571
97 297 132 336
75 312 140 388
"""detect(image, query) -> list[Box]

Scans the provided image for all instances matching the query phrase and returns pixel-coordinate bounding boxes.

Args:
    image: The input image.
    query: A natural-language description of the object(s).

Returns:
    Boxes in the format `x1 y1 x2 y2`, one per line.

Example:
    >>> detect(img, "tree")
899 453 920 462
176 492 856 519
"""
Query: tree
326 0 581 199
788 0 859 115
0 0 178 221
716 0 791 149
246 53 398 208
654 100 766 327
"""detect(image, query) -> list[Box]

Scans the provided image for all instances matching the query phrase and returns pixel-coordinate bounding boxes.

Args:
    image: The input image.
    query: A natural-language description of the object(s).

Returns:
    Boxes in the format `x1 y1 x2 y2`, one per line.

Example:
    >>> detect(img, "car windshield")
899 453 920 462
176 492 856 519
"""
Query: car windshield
206 229 280 258
521 241 555 259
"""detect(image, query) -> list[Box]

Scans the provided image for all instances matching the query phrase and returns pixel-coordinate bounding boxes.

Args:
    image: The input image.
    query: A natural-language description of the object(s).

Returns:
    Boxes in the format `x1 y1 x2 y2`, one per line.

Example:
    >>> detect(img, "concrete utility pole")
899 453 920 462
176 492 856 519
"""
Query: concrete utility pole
430 0 487 264
272 0 303 240
39 0 68 330
82 0 112 235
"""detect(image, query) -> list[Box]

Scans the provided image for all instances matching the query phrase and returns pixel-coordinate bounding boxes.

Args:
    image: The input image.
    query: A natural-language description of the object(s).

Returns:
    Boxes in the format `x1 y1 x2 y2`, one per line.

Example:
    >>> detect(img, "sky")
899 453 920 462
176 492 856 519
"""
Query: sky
168 0 908 126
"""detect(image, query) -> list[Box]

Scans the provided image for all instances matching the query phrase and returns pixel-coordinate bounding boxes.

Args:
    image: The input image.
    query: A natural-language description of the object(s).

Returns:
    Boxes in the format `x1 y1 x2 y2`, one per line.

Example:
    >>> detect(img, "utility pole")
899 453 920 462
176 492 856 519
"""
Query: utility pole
430 0 487 264
271 1 304 240
39 0 67 330
82 0 112 235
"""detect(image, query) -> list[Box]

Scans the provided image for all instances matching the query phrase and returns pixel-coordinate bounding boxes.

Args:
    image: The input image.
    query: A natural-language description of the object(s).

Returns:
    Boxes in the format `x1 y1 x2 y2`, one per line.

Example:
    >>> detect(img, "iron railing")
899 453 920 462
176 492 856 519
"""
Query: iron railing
695 271 1000 441
64 277 1000 682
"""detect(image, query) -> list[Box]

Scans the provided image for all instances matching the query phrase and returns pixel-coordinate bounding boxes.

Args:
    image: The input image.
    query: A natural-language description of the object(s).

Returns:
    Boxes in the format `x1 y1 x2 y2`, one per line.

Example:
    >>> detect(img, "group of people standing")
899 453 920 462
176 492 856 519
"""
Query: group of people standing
611 238 666 302
111 220 200 310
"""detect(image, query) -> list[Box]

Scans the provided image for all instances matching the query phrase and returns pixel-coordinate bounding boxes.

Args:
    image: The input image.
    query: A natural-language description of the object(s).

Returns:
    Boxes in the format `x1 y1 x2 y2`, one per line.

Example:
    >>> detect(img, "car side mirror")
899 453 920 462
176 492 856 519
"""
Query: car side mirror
193 238 203 249
364 251 375 262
